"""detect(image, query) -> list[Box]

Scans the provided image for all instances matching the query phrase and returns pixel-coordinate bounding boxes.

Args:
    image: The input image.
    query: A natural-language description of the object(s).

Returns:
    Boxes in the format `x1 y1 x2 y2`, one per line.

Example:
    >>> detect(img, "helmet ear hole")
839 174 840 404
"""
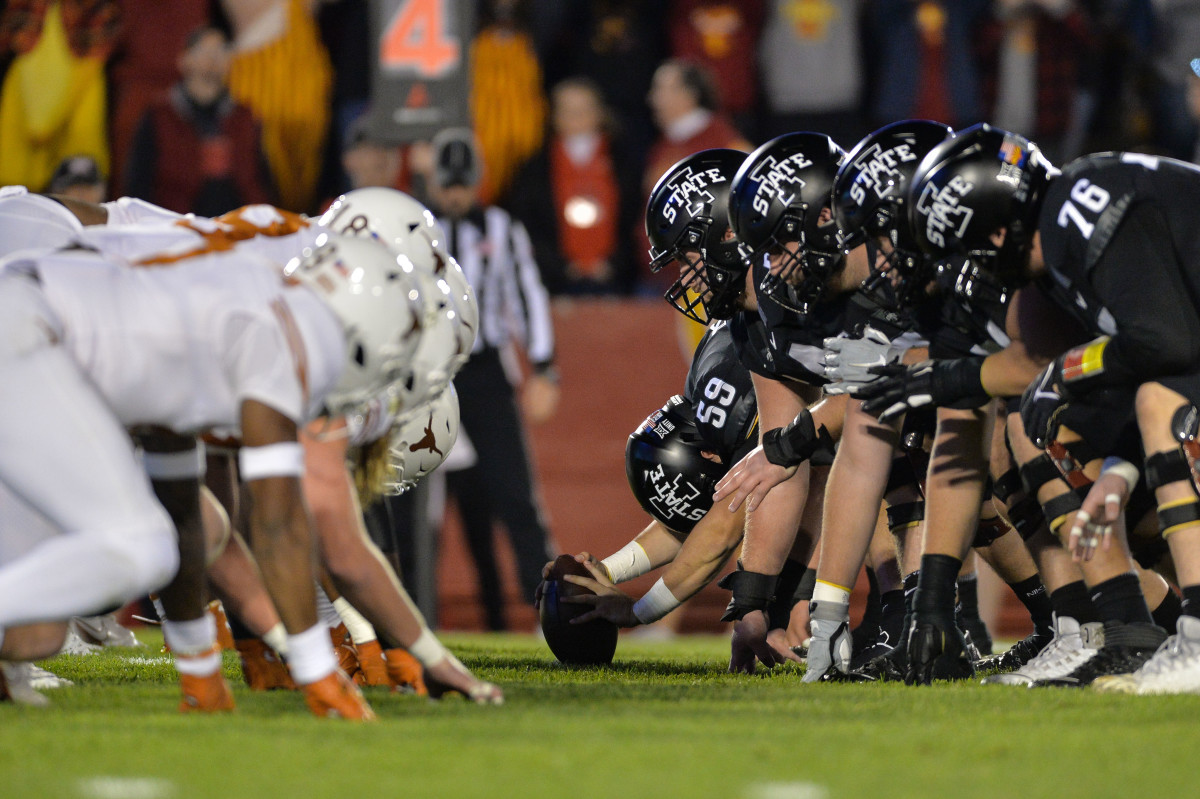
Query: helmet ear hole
353 343 367 367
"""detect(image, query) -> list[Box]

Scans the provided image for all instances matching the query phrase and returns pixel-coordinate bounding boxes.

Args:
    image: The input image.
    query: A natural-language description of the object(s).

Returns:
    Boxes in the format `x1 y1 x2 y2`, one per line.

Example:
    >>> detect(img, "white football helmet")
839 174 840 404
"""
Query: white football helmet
317 187 450 260
284 233 426 415
317 187 476 371
389 383 460 493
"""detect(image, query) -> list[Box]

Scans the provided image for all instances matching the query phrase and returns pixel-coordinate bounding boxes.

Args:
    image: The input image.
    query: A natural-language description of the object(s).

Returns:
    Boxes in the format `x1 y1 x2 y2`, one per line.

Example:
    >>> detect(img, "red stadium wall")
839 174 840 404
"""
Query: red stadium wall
434 298 1032 641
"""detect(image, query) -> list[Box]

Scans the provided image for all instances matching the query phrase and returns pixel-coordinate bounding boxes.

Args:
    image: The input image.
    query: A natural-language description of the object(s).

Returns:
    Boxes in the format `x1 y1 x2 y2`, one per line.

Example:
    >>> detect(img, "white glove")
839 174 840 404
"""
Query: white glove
823 326 900 395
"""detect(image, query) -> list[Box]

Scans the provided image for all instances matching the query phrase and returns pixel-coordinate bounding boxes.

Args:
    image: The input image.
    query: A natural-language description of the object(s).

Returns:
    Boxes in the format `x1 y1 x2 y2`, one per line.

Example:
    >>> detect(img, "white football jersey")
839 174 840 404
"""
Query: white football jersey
5 247 345 437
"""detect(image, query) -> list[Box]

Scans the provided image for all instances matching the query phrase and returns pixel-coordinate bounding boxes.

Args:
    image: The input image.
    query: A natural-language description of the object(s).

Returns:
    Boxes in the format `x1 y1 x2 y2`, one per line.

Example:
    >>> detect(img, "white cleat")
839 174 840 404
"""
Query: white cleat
0 662 52 706
58 628 103 656
71 614 143 648
26 663 73 690
1093 615 1200 695
981 615 1102 686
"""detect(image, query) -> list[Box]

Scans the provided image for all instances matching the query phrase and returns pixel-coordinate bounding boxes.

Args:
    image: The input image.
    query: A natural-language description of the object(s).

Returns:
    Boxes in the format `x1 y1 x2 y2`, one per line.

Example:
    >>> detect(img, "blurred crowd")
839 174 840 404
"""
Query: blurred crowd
4 0 1200 298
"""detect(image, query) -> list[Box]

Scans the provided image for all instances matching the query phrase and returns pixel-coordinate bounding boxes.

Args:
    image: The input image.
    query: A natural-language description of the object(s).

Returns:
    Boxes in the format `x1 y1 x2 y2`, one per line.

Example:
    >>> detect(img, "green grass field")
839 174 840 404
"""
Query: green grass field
2 631 1197 799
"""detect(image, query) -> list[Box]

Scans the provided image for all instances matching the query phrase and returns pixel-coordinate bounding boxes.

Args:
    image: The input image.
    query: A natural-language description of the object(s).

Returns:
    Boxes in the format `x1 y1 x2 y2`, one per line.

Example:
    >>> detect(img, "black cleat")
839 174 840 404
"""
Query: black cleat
974 630 1051 674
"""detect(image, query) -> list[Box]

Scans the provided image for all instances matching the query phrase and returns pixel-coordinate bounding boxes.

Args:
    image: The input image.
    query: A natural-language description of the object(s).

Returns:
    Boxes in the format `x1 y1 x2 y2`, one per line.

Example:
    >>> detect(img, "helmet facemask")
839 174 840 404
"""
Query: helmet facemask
757 205 851 316
652 214 748 325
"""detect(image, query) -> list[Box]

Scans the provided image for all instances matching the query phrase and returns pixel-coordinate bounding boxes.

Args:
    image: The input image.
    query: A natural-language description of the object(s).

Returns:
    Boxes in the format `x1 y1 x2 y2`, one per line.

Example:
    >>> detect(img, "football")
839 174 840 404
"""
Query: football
538 555 618 666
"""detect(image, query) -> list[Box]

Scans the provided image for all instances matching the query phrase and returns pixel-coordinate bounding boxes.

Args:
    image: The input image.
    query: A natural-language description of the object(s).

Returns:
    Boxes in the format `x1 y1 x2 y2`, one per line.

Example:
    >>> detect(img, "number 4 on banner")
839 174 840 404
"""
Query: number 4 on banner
381 0 460 77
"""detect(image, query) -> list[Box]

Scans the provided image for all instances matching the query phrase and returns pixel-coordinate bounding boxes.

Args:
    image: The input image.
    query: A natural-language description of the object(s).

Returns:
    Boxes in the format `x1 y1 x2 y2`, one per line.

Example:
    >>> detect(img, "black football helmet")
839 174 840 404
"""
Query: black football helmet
645 149 751 324
908 123 1058 289
728 132 856 315
833 120 954 307
625 395 728 535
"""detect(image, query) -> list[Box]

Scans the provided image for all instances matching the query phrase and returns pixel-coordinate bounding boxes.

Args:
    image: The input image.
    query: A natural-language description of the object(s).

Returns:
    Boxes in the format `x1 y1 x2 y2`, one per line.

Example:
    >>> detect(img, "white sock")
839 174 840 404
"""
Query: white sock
286 623 338 685
315 585 341 629
164 616 220 676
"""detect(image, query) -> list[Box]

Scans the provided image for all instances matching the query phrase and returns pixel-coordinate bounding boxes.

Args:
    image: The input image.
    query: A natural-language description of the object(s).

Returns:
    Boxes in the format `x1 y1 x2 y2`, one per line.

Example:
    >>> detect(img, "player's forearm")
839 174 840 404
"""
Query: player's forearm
980 342 1053 398
739 461 810 575
658 503 744 603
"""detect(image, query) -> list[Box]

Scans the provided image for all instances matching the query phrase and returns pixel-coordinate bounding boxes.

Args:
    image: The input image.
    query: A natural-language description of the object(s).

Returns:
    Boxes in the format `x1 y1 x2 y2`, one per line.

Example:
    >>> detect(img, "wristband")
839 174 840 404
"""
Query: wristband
1101 456 1140 494
761 409 835 468
143 443 207 480
718 567 778 621
936 356 988 407
631 578 681 625
239 441 305 481
766 559 809 629
601 541 652 584
407 628 449 668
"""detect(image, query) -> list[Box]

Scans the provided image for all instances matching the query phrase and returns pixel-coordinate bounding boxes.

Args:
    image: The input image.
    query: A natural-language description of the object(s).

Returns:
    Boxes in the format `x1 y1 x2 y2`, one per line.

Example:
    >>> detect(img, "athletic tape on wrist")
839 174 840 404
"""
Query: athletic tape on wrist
239 441 305 481
408 628 449 667
332 597 377 644
143 444 207 480
632 578 681 625
1101 457 1140 494
601 541 652 584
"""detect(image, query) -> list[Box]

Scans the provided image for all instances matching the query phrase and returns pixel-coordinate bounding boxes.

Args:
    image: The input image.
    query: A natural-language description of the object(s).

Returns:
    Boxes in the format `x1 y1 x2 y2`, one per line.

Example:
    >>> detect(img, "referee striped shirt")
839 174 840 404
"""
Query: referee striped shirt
441 205 555 370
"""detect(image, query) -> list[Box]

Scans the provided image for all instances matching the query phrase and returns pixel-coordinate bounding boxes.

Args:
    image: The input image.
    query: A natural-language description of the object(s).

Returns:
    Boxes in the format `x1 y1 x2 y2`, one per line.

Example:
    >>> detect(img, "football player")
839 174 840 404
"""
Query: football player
862 125 1191 687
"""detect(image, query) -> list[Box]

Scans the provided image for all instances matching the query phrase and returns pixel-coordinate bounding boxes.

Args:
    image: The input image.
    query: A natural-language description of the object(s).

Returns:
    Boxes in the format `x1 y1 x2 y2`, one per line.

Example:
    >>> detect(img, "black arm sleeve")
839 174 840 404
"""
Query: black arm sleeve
1088 203 1200 386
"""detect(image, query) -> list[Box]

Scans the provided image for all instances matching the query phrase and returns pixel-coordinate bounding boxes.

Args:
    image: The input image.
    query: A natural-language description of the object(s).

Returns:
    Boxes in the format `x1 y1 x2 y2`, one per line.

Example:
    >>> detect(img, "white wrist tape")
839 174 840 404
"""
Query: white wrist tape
407 628 449 668
239 442 305 481
332 597 377 644
632 578 680 625
1101 457 1140 493
143 443 206 480
601 541 652 583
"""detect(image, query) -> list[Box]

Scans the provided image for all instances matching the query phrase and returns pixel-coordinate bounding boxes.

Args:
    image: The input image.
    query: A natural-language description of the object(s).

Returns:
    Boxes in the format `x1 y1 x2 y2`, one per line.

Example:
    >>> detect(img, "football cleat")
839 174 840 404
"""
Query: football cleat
354 639 390 687
974 629 1051 674
982 615 1102 686
384 647 428 695
302 670 376 720
207 601 235 650
178 670 236 713
234 638 295 691
1093 615 1200 695
1033 622 1166 688
25 663 73 690
0 662 51 706
71 613 144 648
58 627 103 656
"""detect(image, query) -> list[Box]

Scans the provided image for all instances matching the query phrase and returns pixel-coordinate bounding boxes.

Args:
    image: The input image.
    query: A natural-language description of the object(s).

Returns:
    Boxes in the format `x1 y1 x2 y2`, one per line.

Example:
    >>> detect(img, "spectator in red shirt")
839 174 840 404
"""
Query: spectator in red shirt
508 78 641 295
125 26 272 216
668 0 764 140
639 59 751 294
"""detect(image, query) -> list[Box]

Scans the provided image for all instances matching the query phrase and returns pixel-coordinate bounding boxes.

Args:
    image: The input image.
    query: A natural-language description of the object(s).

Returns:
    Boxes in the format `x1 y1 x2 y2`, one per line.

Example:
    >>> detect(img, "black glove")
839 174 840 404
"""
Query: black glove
718 567 778 622
761 409 836 468
1019 358 1070 448
852 357 988 422
904 610 976 686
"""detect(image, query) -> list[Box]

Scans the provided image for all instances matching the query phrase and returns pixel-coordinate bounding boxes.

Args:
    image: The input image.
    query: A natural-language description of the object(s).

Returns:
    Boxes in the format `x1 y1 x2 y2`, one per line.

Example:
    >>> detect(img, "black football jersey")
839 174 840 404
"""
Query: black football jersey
684 320 759 464
1035 152 1200 388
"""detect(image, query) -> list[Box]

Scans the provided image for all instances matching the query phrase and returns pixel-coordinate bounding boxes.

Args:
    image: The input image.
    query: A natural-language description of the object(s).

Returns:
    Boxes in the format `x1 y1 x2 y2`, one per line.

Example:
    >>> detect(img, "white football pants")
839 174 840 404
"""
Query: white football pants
0 273 178 626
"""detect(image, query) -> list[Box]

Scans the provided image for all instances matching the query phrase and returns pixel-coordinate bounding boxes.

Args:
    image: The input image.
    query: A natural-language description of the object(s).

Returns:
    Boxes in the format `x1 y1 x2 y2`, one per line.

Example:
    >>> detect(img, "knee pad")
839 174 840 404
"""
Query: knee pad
1142 405 1200 538
1006 495 1045 540
102 516 180 598
971 516 1010 549
887 501 925 534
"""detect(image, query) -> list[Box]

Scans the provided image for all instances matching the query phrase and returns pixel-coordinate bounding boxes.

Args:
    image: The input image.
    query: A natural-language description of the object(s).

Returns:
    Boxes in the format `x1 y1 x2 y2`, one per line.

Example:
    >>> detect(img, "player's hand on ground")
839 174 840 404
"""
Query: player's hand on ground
713 446 797 513
424 654 504 705
729 610 787 674
1067 471 1130 562
560 557 639 627
765 628 804 666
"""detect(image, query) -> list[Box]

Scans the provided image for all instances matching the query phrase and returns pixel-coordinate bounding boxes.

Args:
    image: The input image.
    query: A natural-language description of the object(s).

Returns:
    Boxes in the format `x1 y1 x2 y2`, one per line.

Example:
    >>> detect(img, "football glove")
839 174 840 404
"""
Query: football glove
823 326 899 395
761 408 836 468
852 357 988 422
1019 359 1071 448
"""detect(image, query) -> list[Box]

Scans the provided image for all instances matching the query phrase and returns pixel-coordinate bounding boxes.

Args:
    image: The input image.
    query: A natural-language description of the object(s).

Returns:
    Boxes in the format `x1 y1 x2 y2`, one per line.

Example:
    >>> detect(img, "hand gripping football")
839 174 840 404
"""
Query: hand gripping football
538 555 618 666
